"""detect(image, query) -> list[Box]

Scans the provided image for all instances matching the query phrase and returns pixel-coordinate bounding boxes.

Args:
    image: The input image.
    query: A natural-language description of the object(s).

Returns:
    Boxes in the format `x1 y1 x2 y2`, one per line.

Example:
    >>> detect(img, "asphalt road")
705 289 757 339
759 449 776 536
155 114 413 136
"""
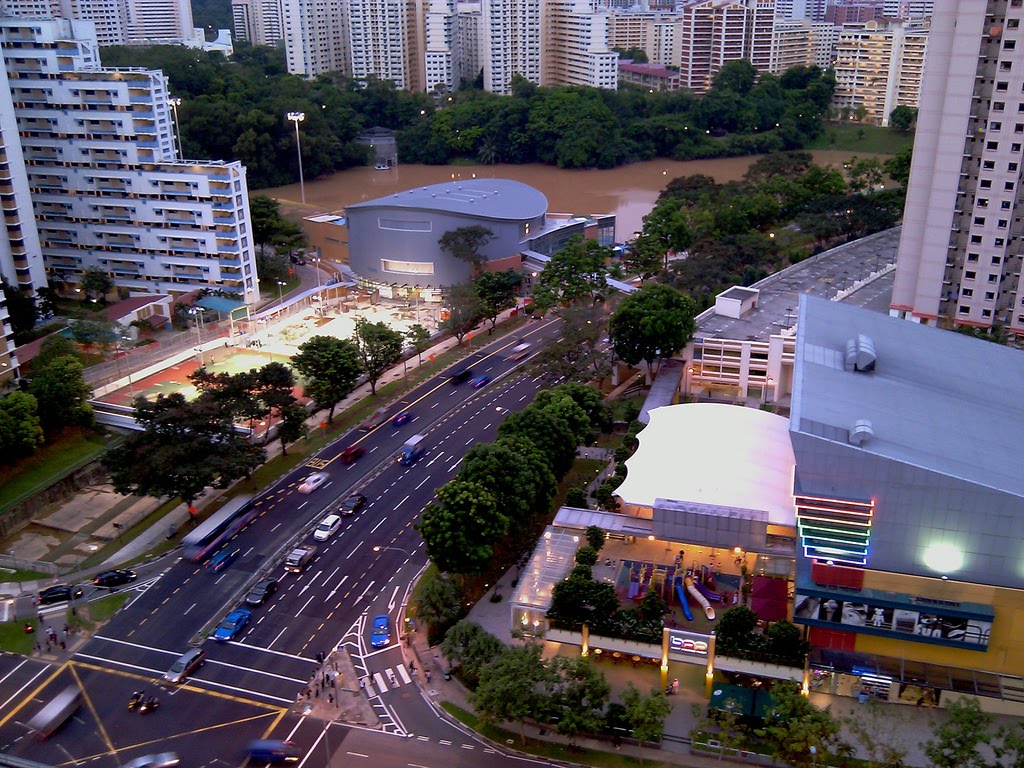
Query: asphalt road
0 318 566 768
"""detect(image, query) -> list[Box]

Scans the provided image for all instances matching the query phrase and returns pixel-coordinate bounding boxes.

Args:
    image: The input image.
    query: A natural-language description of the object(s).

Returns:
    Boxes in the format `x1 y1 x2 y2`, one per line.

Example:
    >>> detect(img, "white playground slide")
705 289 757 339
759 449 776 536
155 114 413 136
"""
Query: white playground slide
685 576 715 620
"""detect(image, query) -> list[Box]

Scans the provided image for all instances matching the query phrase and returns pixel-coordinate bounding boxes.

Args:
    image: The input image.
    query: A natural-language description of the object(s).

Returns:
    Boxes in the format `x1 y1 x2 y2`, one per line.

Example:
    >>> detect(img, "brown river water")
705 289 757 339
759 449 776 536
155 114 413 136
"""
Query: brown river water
265 150 886 240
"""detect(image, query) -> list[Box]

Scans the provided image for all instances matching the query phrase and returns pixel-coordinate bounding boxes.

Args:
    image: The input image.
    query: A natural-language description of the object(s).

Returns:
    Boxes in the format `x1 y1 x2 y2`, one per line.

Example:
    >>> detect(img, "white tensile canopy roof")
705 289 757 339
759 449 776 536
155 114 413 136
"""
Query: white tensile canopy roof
614 403 796 526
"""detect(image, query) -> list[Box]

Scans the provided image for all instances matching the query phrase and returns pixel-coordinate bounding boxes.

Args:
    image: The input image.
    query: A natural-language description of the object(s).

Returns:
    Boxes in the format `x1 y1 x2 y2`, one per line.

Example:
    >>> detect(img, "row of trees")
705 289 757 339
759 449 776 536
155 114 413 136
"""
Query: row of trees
0 335 93 460
694 684 1024 768
401 62 835 168
625 151 907 308
442 621 671 749
417 381 609 577
96 44 835 185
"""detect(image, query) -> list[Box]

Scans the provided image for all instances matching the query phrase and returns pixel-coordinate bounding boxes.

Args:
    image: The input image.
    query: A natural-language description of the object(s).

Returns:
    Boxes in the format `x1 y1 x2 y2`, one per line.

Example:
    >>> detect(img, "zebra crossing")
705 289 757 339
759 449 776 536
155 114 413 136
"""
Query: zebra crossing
366 662 415 696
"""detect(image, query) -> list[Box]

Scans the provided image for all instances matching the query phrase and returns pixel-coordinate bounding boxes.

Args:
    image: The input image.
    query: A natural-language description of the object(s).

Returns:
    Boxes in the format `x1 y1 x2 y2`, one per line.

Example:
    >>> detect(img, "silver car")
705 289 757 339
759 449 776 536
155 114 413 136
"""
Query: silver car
123 754 180 768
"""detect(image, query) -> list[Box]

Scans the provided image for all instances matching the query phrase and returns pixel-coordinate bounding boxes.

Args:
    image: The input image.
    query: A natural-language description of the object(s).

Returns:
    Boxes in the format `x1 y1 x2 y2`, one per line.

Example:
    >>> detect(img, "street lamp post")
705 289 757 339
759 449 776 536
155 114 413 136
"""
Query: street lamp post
310 255 323 314
119 336 136 399
169 97 183 160
188 308 205 365
277 279 287 307
372 545 412 556
287 111 306 204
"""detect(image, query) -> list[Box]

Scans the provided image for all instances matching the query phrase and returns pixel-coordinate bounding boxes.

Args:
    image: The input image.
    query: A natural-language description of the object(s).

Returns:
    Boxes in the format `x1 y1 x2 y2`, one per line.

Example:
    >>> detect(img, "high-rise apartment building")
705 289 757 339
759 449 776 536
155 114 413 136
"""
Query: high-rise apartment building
881 0 931 20
890 1 1022 330
1 0 197 44
0 17 258 303
774 0 826 22
454 2 481 85
423 0 480 92
282 0 347 77
676 0 775 96
825 0 885 25
544 0 617 89
832 19 928 126
232 0 283 46
124 0 194 42
347 0 420 91
769 18 836 74
480 0 541 93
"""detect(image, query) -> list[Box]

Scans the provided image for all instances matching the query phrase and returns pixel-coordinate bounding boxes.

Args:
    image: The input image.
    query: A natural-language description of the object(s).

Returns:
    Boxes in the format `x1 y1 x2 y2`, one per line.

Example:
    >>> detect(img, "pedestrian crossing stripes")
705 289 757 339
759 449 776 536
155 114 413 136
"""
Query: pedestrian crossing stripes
366 664 416 696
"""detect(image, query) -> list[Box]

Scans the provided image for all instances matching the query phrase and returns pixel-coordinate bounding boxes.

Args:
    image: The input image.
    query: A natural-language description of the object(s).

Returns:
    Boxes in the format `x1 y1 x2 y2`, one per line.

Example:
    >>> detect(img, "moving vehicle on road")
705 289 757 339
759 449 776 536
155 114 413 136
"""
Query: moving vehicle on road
339 493 367 516
370 614 391 648
398 434 425 466
360 407 388 430
339 446 365 464
213 608 251 641
245 579 278 606
93 569 137 588
181 494 257 562
392 411 412 426
506 342 531 361
163 648 206 684
207 547 240 573
469 374 490 389
37 584 84 605
297 472 328 494
313 514 342 541
123 753 180 768
248 740 300 764
27 685 82 740
449 367 473 385
284 545 317 572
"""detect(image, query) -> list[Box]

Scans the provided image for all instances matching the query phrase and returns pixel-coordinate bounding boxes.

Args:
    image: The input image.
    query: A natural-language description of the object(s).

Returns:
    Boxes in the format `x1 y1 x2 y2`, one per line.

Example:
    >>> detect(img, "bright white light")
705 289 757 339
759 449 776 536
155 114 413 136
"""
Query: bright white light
922 542 964 574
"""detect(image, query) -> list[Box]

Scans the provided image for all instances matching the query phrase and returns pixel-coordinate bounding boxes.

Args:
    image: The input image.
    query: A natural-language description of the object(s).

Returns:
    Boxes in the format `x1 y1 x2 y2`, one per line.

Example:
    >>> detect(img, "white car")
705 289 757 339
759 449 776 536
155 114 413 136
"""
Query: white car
313 514 342 541
297 472 328 494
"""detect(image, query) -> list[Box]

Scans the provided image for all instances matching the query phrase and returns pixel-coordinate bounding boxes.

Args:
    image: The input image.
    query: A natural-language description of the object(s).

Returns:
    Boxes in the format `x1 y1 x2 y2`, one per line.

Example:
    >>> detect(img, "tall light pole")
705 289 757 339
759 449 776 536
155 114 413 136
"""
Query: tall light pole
188 307 205 365
287 111 306 204
169 96 183 159
310 254 323 314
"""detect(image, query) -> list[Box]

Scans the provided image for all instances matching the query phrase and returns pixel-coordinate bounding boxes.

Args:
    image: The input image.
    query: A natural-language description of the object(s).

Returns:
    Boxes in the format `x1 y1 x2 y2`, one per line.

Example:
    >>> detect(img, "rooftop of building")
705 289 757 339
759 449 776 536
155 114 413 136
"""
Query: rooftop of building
616 403 797 526
695 226 900 343
346 178 548 221
791 294 1024 498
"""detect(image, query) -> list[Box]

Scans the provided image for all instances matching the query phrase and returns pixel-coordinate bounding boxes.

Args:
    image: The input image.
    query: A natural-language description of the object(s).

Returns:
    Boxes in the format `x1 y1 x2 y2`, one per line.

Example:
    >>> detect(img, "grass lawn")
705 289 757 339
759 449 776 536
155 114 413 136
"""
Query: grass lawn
0 427 111 514
259 273 302 302
553 458 605 509
0 621 36 655
440 702 667 768
807 123 913 155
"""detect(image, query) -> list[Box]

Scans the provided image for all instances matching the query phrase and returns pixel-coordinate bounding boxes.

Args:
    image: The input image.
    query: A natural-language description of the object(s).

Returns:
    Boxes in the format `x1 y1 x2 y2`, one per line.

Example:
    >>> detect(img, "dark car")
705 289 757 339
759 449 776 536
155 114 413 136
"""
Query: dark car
93 569 137 589
37 584 84 605
207 547 240 574
392 411 412 426
248 740 300 764
245 579 278 606
449 367 472 385
339 493 367 516
213 608 251 642
469 374 490 389
339 446 365 464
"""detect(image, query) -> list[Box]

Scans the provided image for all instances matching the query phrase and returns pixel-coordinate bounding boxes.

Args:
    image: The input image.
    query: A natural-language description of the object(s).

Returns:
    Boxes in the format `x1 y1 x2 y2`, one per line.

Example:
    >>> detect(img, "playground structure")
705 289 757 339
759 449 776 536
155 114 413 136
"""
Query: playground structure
622 558 737 626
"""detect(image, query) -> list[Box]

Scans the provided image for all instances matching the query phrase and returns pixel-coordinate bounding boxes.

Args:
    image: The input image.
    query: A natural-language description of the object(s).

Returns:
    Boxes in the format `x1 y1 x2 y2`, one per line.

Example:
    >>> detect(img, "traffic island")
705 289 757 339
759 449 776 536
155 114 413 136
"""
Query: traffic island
295 647 378 727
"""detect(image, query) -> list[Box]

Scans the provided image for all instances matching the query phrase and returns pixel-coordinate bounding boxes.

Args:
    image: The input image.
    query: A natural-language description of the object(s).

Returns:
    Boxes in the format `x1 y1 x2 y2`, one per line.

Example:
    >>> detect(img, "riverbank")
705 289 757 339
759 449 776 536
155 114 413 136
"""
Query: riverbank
264 150 893 240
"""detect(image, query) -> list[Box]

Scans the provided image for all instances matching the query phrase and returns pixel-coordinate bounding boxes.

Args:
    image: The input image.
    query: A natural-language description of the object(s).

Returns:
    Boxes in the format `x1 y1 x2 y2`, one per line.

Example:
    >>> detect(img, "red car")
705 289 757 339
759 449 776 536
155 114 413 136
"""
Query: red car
340 446 365 464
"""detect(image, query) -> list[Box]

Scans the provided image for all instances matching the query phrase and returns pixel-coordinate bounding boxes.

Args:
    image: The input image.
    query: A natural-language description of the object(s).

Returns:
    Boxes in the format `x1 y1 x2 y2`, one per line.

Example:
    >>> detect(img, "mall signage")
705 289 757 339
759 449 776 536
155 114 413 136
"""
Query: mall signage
668 629 710 657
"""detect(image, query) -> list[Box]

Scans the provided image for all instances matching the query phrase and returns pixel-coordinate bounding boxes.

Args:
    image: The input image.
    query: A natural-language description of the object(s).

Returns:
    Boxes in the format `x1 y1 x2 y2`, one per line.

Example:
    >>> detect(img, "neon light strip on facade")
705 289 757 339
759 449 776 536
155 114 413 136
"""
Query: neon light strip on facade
794 492 875 566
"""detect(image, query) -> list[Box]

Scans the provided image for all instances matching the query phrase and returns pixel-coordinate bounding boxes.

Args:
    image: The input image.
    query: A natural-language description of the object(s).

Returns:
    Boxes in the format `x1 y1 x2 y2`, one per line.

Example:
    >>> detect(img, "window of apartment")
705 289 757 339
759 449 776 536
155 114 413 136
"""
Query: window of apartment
998 82 1010 92
992 122 1003 131
986 291 996 300
996 237 1006 247
993 256 1002 264
988 141 1000 150
1000 219 1009 228
989 273 999 282
1014 143 1023 152
981 178 993 187
984 160 997 169
1002 61 1013 71
979 198 990 207
1006 181 1015 190
959 305 970 314
962 288 974 297
966 270 977 280
968 252 980 262
1011 18 1022 27
1003 200 1012 209
1011 162 1020 171
972 234 984 243
982 309 993 318
975 216 987 225
995 101 1006 110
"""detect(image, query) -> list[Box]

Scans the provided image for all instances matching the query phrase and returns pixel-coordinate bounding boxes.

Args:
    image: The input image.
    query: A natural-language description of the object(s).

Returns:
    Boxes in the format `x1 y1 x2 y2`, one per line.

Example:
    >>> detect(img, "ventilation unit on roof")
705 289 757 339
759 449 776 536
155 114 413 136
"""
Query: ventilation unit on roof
848 419 874 446
844 334 876 373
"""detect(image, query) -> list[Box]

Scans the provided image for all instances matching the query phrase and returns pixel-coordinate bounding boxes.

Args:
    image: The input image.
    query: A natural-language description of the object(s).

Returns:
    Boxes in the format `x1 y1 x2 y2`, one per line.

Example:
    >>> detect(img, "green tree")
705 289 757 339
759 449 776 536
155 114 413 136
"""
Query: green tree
27 355 93 436
291 335 363 422
575 546 598 566
103 392 265 508
530 303 611 383
276 402 309 455
473 643 552 743
438 225 495 276
757 682 841 767
1 280 36 339
418 479 507 574
585 525 606 552
996 720 1024 768
405 323 431 364
545 656 611 747
411 566 464 634
440 621 504 688
538 383 610 432
531 236 614 315
923 697 995 768
848 156 885 193
763 620 810 667
440 281 485 345
712 60 758 95
256 247 289 284
81 266 114 304
474 270 523 332
459 438 556 523
352 317 403 395
497 404 578 477
68 317 116 348
714 606 758 656
884 146 912 187
888 105 916 132
547 567 619 629
0 391 44 459
609 283 696 378
32 334 79 369
622 682 673 754
629 201 692 277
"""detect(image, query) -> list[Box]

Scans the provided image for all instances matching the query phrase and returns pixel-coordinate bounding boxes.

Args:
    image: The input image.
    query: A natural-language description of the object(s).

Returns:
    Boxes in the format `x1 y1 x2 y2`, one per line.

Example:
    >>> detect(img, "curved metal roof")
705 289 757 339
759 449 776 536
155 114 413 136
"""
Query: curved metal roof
347 178 548 220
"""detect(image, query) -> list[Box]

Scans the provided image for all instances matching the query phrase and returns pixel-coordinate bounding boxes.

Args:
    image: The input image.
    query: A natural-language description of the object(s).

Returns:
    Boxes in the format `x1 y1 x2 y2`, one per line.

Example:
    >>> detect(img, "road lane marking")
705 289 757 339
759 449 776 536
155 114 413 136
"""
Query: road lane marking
270 626 288 648
296 592 317 616
347 541 363 559
373 672 388 692
206 658 307 684
369 516 387 534
395 494 410 508
0 665 49 720
346 753 368 759
396 664 412 684
415 476 430 489
88 635 179 655
355 580 375 602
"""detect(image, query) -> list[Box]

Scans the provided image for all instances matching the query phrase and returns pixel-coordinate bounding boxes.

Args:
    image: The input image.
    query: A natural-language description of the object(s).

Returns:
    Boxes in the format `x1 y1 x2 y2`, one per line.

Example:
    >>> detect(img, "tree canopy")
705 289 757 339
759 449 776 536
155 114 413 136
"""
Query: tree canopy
0 391 44 460
609 283 696 373
440 282 485 345
27 355 94 437
418 479 507 574
352 317 403 394
474 270 523 332
291 335 362 422
438 226 495 274
531 236 615 314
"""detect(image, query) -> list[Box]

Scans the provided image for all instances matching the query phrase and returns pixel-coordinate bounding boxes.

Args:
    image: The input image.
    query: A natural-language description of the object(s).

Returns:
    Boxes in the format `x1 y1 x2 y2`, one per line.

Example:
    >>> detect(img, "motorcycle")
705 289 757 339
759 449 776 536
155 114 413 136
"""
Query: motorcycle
138 695 160 714
128 691 144 711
